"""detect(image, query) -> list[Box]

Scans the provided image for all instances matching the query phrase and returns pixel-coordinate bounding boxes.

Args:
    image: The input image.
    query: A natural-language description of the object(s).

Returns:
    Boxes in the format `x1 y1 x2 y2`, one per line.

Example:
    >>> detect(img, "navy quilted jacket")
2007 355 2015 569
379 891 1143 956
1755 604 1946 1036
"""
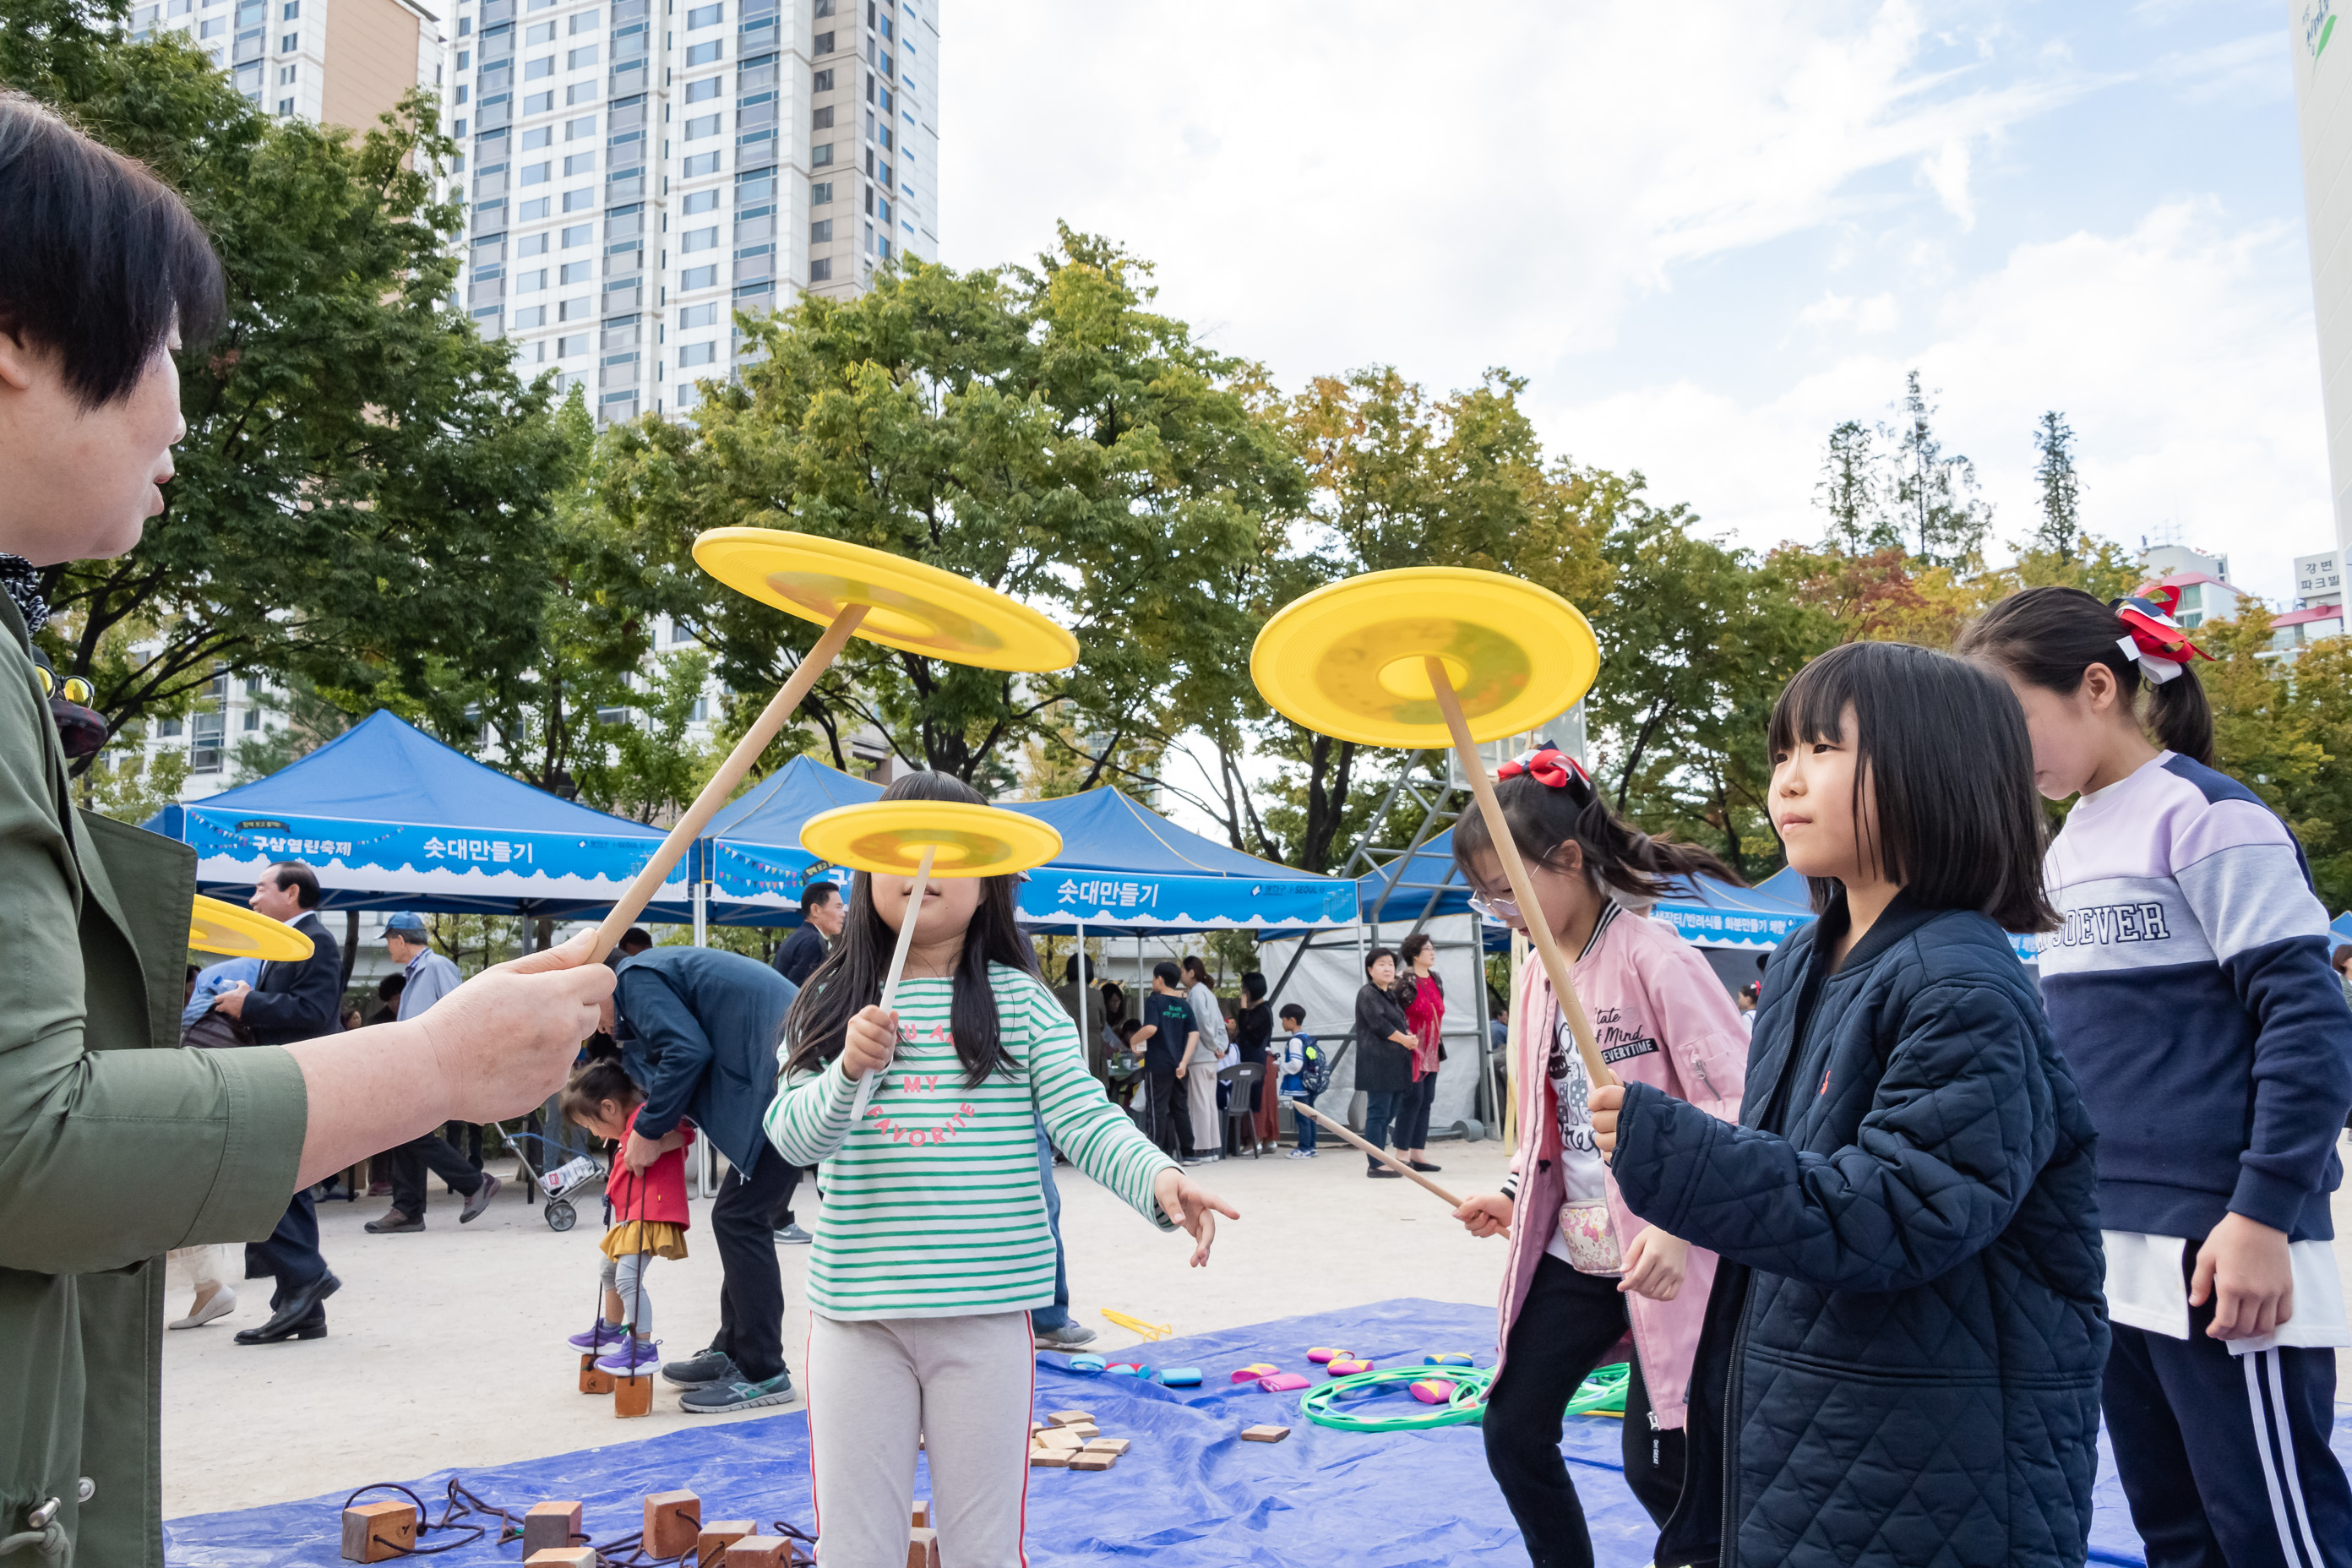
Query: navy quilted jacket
1612 893 2108 1568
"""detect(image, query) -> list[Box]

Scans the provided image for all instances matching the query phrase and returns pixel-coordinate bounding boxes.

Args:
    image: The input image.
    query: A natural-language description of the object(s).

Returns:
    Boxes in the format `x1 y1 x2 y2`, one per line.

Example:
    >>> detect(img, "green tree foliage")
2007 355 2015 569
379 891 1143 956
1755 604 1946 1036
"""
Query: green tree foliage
1886 370 1992 568
5 0 573 770
2030 411 2084 564
1814 419 1899 553
574 648 720 824
593 227 1303 795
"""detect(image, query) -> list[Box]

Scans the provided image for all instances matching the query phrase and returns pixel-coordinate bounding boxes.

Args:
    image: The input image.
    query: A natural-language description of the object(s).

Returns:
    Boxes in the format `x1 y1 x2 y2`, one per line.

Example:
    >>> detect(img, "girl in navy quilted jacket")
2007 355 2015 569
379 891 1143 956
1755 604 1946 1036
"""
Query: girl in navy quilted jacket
1593 640 2109 1568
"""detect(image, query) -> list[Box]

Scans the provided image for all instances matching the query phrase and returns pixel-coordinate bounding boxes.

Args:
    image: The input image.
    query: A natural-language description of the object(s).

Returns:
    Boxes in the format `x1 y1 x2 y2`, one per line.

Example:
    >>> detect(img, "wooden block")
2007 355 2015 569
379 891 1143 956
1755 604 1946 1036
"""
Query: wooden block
906 1527 940 1568
727 1536 796 1566
645 1489 703 1558
522 1500 584 1554
1028 1446 1070 1468
615 1373 653 1417
1082 1438 1130 1456
1064 1423 1099 1440
911 1500 930 1528
1241 1424 1291 1443
697 1520 757 1565
579 1352 617 1395
1046 1409 1095 1426
340 1500 416 1562
1034 1427 1084 1451
524 1551 597 1568
1069 1452 1115 1471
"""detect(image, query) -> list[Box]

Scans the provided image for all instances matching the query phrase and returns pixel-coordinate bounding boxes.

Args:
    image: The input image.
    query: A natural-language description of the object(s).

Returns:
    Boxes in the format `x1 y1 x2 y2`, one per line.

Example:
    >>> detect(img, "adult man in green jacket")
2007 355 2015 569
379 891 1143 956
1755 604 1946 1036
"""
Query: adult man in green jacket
0 95 616 1566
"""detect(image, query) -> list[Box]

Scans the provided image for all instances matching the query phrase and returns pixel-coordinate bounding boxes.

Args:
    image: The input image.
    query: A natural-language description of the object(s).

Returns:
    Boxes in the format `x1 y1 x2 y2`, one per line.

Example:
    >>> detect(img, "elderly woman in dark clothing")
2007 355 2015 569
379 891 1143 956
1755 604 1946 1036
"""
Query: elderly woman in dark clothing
1353 947 1420 1178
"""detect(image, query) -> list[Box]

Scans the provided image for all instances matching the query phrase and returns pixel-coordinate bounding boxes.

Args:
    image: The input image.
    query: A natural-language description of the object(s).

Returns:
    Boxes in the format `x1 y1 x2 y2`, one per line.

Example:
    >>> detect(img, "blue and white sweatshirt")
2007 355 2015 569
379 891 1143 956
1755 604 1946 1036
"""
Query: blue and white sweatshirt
2040 752 2352 1243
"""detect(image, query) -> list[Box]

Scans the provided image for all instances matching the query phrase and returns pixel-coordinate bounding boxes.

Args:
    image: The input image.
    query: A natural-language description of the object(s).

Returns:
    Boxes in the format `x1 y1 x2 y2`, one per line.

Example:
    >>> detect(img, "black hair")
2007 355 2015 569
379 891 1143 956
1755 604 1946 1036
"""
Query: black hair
1152 961 1182 987
1396 933 1434 966
1116 1017 1143 1041
377 973 405 1000
0 93 226 409
618 927 654 953
1767 640 2055 934
1954 585 2214 766
780 772 1037 1086
1240 970 1267 1004
1063 953 1088 983
559 1058 643 1129
1364 945 1396 977
1278 1002 1305 1023
268 860 321 909
1451 751 1744 904
802 879 840 911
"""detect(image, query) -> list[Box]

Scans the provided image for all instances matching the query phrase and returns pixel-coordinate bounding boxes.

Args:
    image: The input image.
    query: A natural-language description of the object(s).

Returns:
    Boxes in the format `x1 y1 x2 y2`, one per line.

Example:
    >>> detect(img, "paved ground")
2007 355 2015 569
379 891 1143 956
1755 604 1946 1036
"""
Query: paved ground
161 1136 1519 1518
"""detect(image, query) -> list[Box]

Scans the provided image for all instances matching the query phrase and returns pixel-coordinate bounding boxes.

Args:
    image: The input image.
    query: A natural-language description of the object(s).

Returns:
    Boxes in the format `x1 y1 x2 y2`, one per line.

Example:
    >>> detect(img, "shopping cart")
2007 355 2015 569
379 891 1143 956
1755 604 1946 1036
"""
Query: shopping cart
500 1126 608 1233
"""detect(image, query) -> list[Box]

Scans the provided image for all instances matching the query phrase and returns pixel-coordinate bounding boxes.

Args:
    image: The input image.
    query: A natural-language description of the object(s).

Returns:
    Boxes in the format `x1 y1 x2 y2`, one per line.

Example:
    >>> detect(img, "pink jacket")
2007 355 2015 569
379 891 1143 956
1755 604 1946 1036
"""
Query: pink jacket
1493 907 1748 1428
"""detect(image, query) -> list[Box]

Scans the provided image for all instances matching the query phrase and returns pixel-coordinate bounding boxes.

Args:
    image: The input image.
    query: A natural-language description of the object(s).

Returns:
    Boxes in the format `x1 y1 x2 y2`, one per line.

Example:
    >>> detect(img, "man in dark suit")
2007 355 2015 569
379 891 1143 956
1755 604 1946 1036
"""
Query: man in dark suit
767 880 840 986
611 946 799 1413
210 860 345 1345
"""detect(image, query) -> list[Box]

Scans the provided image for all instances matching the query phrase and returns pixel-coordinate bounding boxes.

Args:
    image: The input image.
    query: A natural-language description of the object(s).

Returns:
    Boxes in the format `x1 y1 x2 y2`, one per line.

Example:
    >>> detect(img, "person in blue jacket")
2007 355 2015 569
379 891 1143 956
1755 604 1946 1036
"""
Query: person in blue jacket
1594 640 2108 1568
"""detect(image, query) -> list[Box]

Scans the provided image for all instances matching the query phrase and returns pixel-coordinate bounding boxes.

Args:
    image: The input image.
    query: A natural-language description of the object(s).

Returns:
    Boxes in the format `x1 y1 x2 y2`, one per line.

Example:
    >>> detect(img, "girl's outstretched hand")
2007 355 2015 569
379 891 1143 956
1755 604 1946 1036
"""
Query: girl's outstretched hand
1617 1228 1689 1300
1152 1167 1239 1267
842 1004 899 1083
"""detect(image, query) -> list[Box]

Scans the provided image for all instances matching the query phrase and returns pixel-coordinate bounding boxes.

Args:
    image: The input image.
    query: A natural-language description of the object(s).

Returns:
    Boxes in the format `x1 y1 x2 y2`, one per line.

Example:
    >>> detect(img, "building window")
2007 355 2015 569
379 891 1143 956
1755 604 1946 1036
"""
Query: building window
564 151 595 175
456 83 469 102
813 67 834 92
809 256 831 281
279 30 297 48
280 0 297 14
276 95 293 113
686 112 721 139
526 54 554 78
571 6 599 30
521 123 551 149
679 341 716 367
279 63 297 82
513 304 547 327
190 711 223 773
459 14 471 32
568 81 598 106
568 44 597 67
810 180 831 204
565 113 596 137
683 188 720 214
159 716 182 738
558 332 589 357
683 150 721 176
562 187 594 210
687 74 721 101
515 268 547 291
683 225 718 251
683 264 718 289
561 221 592 246
809 219 830 243
522 161 551 184
687 1 721 24
678 302 718 327
525 19 554 41
811 104 833 128
525 90 553 112
686 38 722 64
518 196 550 219
811 141 831 166
559 259 591 283
814 30 833 52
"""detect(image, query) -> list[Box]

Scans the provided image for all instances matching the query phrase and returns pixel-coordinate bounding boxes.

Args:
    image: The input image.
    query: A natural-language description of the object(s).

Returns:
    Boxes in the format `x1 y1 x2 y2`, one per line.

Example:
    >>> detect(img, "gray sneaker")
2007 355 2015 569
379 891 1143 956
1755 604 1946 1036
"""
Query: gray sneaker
771 1223 812 1245
1032 1321 1097 1351
661 1347 739 1388
679 1370 797 1414
459 1172 501 1223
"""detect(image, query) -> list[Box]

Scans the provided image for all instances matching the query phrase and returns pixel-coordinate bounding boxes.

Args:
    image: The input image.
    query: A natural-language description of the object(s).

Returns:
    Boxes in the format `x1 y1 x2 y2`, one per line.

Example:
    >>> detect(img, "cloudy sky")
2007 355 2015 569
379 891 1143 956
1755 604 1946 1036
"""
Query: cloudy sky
938 0 2333 606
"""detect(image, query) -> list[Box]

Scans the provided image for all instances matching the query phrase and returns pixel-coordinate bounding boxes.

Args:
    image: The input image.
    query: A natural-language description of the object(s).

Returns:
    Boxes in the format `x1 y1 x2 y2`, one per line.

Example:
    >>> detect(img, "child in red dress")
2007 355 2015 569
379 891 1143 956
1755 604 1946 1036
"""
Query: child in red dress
562 1059 693 1375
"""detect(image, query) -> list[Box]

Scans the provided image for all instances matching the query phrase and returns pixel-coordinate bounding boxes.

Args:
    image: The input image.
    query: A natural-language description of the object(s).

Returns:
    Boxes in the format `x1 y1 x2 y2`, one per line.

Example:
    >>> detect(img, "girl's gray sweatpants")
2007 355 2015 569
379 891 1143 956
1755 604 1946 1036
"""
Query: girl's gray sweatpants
806 1308 1033 1566
597 1250 655 1337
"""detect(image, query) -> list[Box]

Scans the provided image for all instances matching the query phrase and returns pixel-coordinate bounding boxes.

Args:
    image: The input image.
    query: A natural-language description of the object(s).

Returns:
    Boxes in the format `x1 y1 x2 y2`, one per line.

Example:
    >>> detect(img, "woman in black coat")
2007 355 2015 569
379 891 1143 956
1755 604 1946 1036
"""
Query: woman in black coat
1352 947 1419 1178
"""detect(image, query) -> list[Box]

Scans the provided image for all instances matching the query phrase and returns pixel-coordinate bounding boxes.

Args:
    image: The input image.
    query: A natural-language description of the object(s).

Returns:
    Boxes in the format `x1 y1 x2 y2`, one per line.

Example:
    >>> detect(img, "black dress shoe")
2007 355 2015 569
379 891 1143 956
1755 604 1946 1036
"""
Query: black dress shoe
235 1271 340 1343
1407 1159 1443 1173
233 1309 326 1345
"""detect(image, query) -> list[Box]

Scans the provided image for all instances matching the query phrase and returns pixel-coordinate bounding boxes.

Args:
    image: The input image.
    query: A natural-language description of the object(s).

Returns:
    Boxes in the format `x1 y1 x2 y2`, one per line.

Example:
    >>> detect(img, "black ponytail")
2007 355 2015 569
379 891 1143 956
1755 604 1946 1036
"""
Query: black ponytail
1451 755 1745 902
1956 585 2215 765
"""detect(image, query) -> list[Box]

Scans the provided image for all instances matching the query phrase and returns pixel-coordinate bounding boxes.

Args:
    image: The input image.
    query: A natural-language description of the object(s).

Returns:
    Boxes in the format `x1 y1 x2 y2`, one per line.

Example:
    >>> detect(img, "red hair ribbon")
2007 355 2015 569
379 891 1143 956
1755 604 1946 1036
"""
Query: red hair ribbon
1495 747 1589 789
2113 585 2213 685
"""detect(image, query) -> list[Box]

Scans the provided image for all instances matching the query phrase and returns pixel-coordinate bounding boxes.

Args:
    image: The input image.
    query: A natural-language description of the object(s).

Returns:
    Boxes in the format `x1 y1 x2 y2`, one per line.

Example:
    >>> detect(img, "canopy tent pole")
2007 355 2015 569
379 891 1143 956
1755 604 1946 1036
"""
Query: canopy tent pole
1074 917 1087 1059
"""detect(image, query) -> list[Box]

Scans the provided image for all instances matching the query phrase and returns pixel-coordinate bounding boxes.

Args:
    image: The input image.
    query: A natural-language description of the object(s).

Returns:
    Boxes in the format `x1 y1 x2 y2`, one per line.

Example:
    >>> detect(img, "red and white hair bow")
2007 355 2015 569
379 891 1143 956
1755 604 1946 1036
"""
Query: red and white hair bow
1495 746 1590 789
2113 585 2213 686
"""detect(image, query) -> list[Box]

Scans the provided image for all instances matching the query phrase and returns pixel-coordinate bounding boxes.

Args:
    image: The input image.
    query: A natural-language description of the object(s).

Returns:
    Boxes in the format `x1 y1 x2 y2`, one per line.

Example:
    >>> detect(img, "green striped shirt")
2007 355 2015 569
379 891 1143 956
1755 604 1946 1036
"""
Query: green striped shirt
764 964 1178 1320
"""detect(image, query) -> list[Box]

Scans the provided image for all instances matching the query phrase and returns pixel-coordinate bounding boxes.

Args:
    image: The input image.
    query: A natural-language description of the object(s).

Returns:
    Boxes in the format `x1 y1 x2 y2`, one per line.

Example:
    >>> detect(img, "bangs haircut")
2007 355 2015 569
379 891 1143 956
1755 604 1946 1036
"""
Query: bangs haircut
0 92 226 408
1768 640 2055 934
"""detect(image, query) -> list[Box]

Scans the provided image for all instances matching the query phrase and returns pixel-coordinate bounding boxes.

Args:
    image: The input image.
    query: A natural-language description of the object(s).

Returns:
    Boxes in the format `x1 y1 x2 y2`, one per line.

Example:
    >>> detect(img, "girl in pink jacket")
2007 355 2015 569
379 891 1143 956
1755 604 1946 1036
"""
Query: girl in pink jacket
1451 747 1750 1568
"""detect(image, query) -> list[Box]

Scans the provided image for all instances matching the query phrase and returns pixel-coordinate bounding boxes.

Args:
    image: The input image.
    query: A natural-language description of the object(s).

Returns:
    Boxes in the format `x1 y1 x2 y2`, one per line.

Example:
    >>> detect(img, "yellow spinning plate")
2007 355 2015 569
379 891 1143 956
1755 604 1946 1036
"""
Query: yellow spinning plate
187 895 314 961
1250 567 1599 748
799 801 1063 879
694 529 1080 672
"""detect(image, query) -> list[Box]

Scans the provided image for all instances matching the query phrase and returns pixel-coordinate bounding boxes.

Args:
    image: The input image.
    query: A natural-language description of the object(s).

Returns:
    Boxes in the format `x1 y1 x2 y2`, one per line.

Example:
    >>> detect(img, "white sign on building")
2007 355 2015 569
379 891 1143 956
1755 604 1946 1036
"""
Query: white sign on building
2296 548 2345 603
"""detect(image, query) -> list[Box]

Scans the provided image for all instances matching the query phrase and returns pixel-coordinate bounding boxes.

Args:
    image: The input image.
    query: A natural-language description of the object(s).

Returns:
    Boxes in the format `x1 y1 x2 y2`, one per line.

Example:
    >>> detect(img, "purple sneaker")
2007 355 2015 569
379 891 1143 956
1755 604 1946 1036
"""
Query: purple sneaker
567 1321 629 1353
596 1337 662 1375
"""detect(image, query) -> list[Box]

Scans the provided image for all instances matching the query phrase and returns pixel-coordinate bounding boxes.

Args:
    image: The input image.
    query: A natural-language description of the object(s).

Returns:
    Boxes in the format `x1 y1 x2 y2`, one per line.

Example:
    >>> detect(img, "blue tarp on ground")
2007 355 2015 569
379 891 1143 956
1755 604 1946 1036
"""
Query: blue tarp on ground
1006 788 1359 934
161 1298 2348 1566
144 711 692 920
699 756 884 924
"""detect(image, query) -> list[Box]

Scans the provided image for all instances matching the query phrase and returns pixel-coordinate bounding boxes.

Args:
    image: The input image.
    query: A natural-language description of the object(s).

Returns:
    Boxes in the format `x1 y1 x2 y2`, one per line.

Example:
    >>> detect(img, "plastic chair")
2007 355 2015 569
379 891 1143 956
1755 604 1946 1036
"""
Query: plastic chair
1218 1062 1264 1157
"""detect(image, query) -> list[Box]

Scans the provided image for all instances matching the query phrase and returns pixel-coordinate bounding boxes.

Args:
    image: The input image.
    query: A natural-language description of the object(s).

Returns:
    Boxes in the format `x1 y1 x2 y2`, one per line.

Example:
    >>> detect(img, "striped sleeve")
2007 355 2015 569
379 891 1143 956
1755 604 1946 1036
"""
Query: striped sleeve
1015 977 1177 1231
764 1054 862 1168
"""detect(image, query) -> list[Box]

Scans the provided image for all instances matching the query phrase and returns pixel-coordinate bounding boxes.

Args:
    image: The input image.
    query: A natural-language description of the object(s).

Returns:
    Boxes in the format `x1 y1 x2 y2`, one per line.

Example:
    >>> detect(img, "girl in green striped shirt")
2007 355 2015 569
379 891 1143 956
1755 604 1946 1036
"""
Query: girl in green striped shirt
765 773 1235 1566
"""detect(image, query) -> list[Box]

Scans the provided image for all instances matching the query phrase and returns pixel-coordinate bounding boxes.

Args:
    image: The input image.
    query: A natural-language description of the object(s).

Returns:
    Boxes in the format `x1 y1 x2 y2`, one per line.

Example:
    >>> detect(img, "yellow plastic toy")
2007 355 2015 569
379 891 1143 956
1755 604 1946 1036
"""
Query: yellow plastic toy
1252 567 1615 1091
1099 1309 1173 1342
799 800 1064 1120
590 530 1078 959
187 895 315 961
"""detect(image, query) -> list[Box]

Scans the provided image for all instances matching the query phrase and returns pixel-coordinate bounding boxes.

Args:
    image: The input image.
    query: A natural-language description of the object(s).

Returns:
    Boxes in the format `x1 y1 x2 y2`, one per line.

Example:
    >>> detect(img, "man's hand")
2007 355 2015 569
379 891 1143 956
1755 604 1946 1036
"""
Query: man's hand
841 1004 898 1083
1618 1228 1690 1301
211 982 250 1019
1453 1193 1513 1239
2192 1211 2296 1340
1592 1082 1625 1156
623 1130 662 1173
1152 1167 1240 1267
410 930 616 1124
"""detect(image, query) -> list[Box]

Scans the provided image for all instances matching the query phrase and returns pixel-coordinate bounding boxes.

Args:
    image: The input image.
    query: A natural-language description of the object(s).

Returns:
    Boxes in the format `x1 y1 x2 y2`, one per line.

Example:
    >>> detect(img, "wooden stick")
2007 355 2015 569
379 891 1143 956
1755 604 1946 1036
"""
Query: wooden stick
1425 656 1618 1090
849 842 934 1123
589 605 868 960
1288 1098 1463 1208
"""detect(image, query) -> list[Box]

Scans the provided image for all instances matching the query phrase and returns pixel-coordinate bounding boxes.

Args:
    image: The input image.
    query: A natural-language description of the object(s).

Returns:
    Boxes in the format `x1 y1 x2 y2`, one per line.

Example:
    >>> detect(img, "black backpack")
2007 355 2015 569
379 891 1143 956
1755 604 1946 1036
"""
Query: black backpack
1295 1035 1333 1097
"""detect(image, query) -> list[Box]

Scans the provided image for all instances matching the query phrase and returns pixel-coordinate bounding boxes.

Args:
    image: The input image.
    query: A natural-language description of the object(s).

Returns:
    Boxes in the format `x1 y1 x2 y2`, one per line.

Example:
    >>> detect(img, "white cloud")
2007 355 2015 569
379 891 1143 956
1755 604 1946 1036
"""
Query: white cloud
1918 136 1977 228
1797 290 1903 332
1533 199 2331 603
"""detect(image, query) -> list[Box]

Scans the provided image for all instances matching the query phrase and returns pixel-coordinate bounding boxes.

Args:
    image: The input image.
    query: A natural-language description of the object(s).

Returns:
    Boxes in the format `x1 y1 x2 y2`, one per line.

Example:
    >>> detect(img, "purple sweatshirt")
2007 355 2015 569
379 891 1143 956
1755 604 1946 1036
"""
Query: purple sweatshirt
2039 752 2352 1242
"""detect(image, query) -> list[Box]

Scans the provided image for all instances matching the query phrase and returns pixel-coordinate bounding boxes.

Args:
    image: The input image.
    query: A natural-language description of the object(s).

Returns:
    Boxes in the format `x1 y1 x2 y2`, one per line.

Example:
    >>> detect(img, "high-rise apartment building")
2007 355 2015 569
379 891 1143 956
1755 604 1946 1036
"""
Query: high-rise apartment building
135 0 450 133
454 0 939 422
2293 3 2351 568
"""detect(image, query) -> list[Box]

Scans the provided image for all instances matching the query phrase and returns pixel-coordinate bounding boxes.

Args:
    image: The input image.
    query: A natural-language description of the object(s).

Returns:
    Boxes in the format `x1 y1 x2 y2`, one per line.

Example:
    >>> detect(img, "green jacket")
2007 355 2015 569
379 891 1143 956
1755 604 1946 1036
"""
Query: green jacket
0 596 308 1567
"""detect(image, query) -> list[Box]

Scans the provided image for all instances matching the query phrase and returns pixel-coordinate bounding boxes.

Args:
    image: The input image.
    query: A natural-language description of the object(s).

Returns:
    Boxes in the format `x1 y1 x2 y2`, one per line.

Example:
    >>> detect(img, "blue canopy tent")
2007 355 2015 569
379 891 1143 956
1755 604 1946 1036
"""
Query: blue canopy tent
144 710 693 920
698 755 884 925
2332 911 2352 944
